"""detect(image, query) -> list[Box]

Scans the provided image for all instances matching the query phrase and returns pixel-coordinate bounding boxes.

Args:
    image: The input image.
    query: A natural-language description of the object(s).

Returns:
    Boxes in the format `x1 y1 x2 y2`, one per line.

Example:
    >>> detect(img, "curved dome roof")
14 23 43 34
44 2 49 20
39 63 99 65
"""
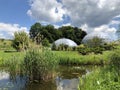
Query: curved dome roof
82 32 112 43
54 38 77 47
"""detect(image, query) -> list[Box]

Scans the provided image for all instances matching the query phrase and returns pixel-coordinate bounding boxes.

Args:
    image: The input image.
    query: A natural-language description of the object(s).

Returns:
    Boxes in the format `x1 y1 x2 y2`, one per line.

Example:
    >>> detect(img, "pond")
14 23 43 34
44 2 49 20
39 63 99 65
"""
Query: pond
0 65 100 90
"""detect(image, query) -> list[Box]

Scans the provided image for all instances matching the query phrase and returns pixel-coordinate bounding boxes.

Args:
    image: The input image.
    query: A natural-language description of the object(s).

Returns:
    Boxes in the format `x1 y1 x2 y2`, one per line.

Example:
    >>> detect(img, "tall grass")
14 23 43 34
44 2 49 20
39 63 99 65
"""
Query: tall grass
23 48 58 81
54 51 111 65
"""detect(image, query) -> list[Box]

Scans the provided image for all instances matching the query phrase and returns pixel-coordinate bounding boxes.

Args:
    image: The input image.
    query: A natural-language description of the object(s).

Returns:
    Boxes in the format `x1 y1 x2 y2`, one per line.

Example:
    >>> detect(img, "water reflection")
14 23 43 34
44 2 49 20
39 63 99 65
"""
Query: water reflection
56 77 79 90
0 66 99 90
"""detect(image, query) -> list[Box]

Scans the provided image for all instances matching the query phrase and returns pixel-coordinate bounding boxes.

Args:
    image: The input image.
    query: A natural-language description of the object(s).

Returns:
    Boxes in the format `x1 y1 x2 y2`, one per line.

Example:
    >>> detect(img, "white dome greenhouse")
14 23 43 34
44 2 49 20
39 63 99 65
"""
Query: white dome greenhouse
53 38 77 47
82 32 112 43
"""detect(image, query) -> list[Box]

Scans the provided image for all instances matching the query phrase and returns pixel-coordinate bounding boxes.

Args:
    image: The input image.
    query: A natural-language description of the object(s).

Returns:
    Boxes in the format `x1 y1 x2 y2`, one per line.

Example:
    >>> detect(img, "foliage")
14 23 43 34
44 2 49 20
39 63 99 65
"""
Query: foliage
77 45 104 55
29 22 87 44
79 49 120 90
77 45 90 55
12 31 29 51
79 67 120 90
42 38 50 47
102 43 115 50
34 33 44 45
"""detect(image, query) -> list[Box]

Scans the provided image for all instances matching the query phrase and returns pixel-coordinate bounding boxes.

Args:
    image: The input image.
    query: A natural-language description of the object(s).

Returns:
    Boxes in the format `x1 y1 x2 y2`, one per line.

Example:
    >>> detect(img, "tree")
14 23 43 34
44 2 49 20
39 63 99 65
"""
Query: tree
12 31 29 51
29 22 43 39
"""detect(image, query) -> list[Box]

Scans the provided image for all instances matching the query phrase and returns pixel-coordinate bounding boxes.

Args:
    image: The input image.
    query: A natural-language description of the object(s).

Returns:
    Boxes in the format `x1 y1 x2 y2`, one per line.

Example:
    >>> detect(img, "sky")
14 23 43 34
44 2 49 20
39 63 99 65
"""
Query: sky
0 0 120 39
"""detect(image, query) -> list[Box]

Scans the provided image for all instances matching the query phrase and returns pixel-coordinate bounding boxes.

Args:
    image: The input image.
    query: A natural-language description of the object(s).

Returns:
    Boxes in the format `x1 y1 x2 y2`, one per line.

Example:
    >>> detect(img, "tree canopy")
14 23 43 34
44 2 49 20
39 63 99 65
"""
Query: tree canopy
29 22 87 45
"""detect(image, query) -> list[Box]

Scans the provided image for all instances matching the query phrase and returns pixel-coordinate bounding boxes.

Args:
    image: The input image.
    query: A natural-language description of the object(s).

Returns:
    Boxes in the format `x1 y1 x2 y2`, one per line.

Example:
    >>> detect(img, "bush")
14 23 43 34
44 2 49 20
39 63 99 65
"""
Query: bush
78 46 90 55
77 45 104 55
12 31 29 51
91 47 104 54
42 38 50 47
102 43 115 50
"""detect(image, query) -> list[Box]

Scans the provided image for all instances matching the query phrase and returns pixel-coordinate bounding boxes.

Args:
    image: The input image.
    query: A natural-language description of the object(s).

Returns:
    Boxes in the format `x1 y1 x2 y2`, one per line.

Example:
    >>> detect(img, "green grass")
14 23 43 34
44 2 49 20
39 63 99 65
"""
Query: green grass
0 51 25 66
0 49 114 66
79 67 120 90
0 39 14 50
54 50 112 65
78 50 120 90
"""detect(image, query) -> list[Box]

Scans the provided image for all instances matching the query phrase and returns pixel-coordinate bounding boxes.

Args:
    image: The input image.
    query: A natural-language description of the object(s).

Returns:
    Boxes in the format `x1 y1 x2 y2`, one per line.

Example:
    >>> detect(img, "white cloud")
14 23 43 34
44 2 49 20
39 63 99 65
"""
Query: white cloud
27 0 66 23
80 21 118 40
28 0 120 27
62 0 120 27
0 23 28 39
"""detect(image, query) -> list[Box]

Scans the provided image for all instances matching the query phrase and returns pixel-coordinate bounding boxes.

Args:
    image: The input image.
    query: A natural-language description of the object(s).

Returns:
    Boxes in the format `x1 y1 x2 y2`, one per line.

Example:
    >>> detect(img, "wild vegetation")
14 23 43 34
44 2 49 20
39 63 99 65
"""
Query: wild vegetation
78 50 120 90
23 48 58 81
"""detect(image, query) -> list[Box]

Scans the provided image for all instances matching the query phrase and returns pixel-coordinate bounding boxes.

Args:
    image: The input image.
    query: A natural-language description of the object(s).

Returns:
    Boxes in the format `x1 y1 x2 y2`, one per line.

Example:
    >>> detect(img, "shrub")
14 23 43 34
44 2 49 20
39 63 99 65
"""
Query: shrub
42 38 50 47
91 47 104 54
12 31 29 51
78 46 90 55
77 45 104 55
102 43 115 50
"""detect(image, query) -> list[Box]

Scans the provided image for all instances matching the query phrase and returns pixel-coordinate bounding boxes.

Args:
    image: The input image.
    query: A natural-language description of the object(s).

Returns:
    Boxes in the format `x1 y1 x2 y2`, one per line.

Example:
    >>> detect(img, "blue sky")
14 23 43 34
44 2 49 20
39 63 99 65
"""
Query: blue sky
0 0 120 39
0 0 34 28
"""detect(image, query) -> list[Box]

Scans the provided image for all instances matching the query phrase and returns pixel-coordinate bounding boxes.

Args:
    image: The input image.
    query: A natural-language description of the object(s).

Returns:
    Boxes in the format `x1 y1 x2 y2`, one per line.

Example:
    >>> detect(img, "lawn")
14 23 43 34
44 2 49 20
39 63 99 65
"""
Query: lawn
0 51 25 66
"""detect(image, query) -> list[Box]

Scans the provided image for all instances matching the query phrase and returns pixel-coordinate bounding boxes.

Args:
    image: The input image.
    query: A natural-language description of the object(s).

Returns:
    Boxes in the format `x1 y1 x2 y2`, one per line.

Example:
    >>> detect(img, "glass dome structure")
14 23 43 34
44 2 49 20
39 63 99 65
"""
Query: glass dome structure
53 38 77 47
82 32 112 43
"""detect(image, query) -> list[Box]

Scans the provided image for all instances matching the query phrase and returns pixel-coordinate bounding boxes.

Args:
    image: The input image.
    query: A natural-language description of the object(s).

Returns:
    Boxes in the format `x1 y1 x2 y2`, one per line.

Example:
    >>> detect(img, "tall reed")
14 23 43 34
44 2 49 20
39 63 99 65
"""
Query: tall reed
23 48 58 81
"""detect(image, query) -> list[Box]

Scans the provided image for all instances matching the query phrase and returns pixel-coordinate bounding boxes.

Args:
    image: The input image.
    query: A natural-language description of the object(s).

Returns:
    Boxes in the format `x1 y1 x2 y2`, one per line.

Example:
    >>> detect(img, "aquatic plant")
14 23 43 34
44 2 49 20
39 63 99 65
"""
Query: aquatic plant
23 48 58 81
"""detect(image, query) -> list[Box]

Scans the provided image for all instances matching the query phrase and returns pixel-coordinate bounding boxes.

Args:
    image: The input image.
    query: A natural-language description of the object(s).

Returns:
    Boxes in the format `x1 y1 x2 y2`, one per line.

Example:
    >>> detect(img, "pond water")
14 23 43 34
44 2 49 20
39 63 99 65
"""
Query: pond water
0 66 100 90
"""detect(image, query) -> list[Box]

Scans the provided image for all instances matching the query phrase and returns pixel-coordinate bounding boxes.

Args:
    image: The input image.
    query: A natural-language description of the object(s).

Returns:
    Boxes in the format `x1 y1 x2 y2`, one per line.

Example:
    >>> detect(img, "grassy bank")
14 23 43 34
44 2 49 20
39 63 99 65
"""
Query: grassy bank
79 67 120 90
78 50 120 90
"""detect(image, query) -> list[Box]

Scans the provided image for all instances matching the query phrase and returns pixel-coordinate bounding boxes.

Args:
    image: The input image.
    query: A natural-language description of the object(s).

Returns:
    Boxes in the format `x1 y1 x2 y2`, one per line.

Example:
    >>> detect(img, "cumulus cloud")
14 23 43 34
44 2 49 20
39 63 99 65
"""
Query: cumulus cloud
27 0 66 23
28 0 120 27
80 20 118 40
0 23 28 39
62 0 120 27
